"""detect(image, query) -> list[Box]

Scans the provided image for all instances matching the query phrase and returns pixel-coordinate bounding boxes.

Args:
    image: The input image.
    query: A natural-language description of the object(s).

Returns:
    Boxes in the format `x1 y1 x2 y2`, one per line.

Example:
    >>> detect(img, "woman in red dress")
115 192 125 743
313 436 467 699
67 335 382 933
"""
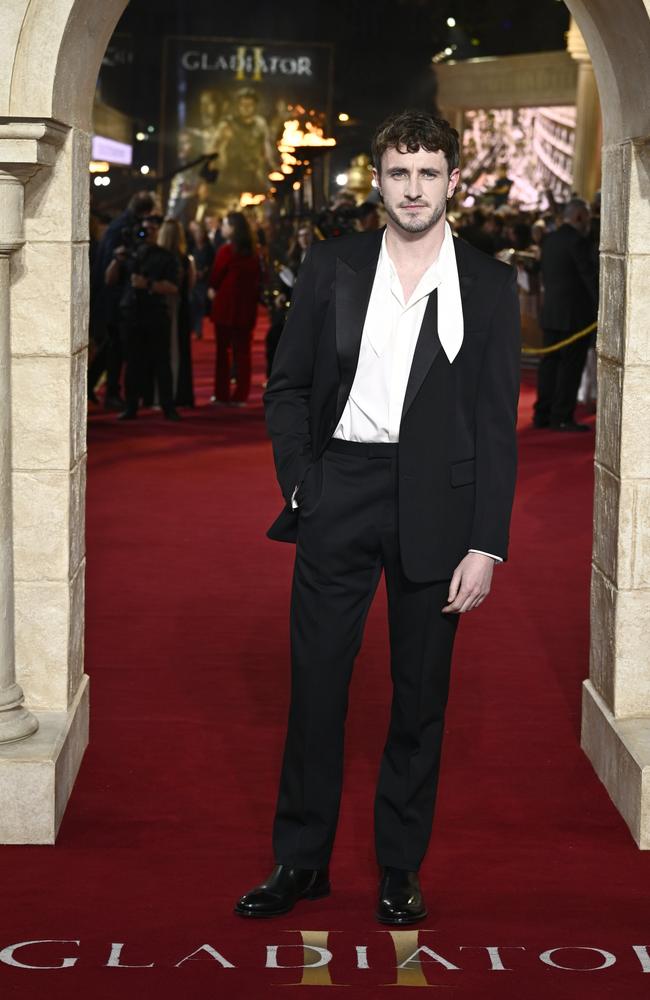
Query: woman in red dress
208 212 261 405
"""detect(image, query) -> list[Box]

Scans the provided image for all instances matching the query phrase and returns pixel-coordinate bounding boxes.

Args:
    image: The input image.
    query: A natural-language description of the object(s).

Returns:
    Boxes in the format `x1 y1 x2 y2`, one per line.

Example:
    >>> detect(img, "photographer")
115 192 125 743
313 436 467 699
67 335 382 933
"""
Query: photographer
106 214 181 422
89 191 155 409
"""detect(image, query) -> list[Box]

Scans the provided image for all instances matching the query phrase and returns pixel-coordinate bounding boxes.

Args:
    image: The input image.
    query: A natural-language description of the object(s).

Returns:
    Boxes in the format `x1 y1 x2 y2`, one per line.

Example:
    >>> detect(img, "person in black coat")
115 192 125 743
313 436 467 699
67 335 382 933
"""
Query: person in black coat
533 198 599 431
88 191 156 409
235 110 520 925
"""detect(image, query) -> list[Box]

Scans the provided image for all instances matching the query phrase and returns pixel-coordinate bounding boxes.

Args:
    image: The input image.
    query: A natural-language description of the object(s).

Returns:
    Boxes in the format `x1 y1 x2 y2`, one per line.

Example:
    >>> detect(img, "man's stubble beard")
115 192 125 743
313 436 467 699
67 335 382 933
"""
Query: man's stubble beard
382 190 448 234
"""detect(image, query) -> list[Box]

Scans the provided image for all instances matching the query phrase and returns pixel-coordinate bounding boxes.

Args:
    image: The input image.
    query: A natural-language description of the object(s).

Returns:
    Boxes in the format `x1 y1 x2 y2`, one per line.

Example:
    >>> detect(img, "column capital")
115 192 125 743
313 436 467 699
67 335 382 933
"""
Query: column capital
566 17 591 64
0 120 67 253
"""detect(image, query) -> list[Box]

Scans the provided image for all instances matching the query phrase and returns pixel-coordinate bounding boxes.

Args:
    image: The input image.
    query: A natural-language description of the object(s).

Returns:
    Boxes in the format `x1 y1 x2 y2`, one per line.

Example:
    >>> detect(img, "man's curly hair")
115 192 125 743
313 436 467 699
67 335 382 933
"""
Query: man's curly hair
372 109 460 177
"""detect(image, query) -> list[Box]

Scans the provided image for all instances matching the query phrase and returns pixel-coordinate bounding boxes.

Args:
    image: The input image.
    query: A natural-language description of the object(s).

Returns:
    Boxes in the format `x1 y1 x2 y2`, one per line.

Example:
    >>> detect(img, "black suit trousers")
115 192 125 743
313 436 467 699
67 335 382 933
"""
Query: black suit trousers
272 440 460 871
534 327 590 426
123 313 174 412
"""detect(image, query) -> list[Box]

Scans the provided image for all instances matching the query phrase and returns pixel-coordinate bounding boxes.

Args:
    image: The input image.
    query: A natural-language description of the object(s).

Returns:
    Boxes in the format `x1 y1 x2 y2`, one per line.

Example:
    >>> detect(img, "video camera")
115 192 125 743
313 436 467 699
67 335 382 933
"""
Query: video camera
118 214 164 262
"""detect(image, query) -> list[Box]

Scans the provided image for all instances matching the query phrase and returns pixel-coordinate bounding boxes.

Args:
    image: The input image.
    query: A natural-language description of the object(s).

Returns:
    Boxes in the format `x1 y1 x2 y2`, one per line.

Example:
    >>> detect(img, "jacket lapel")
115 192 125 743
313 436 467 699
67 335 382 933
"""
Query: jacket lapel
401 288 441 419
401 237 477 419
334 231 383 420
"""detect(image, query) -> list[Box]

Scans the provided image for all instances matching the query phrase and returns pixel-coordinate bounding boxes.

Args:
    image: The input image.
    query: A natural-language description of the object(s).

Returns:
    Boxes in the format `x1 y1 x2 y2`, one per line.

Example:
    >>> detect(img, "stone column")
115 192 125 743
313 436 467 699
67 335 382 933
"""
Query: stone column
0 171 38 744
0 122 89 843
581 133 650 847
567 17 602 201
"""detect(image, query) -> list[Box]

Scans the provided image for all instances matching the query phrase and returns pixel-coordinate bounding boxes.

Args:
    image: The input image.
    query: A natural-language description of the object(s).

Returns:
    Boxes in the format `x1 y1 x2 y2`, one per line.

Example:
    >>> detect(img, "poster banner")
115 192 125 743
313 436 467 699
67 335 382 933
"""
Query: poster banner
97 33 134 115
161 36 333 219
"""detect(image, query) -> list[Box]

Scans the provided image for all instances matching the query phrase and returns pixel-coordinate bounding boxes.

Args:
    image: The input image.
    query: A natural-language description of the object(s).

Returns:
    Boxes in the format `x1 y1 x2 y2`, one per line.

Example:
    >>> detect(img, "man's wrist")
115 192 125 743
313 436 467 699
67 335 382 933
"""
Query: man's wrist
468 548 502 563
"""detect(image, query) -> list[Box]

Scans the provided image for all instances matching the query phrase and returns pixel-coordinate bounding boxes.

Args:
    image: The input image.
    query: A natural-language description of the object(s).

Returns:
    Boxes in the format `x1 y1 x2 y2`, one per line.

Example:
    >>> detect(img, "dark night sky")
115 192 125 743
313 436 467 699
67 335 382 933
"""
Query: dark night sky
108 0 570 175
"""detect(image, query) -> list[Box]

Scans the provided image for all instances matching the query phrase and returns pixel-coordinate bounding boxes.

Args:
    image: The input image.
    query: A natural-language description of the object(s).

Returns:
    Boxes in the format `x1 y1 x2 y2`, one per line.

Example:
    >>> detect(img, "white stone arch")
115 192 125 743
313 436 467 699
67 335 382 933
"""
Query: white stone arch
565 0 650 848
0 0 128 842
0 0 648 845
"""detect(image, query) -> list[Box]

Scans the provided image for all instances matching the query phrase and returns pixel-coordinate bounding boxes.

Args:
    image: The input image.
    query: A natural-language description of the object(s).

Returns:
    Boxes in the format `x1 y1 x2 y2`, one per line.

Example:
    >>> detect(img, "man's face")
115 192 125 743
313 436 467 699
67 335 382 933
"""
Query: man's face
577 208 591 236
200 92 218 124
297 226 312 250
178 132 193 160
238 96 257 122
374 146 459 235
142 219 160 245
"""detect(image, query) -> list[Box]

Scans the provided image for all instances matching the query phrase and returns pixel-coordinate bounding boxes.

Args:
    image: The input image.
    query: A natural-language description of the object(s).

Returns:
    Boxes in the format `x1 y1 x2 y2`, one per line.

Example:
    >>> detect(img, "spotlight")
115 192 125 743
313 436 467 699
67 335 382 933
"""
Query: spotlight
338 112 350 122
140 165 150 175
135 131 146 141
446 16 456 27
93 176 102 187
444 47 453 56
292 181 301 191
336 173 348 186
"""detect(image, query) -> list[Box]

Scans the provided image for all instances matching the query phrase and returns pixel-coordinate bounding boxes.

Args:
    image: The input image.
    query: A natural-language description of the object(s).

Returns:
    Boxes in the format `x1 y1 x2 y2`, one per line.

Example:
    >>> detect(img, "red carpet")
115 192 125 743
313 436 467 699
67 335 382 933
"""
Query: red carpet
2 317 648 999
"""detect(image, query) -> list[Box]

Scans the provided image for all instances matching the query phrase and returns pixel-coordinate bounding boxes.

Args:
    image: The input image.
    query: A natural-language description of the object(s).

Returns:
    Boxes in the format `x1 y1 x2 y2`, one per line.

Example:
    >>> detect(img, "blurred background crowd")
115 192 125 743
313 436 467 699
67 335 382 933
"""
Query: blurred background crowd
88 168 599 430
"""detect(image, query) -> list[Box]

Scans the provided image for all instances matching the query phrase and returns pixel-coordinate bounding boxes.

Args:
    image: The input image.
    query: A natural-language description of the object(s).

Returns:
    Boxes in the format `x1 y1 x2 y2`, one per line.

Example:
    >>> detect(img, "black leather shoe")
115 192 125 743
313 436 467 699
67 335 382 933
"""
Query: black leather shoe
376 867 427 925
104 394 127 412
550 420 591 432
234 865 330 918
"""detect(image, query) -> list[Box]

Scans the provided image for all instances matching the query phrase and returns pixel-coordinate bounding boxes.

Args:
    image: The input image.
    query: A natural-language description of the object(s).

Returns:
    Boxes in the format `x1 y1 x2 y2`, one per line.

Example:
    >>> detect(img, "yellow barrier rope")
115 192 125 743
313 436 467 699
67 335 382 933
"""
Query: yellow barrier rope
521 321 597 356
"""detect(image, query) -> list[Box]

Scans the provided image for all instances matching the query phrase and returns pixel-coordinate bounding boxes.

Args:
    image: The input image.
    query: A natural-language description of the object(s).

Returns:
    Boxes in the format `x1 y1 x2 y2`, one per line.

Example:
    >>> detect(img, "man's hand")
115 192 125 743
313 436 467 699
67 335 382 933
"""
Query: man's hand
442 552 495 614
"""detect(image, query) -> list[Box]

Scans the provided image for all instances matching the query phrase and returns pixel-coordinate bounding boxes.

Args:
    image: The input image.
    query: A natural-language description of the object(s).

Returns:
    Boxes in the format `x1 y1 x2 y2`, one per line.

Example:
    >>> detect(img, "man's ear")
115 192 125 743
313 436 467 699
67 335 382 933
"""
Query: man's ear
372 165 381 198
447 167 461 200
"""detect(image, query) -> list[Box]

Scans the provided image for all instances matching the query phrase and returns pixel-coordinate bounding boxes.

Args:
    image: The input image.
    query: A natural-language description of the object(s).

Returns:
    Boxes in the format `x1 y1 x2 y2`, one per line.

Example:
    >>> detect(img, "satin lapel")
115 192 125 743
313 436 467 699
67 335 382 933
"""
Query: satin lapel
455 236 477 322
334 255 379 419
401 288 440 419
400 241 477 419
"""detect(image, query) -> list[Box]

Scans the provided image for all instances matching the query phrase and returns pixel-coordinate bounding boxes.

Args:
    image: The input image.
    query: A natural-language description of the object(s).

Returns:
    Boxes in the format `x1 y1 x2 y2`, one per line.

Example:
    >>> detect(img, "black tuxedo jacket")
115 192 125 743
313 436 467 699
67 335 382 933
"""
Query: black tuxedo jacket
263 228 521 582
540 223 599 333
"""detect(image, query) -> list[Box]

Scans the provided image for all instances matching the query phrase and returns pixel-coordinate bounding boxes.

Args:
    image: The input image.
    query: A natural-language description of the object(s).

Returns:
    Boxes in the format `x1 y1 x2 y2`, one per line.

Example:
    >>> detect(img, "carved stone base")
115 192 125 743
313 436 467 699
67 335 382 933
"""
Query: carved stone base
0 675 88 843
0 704 39 744
581 679 650 849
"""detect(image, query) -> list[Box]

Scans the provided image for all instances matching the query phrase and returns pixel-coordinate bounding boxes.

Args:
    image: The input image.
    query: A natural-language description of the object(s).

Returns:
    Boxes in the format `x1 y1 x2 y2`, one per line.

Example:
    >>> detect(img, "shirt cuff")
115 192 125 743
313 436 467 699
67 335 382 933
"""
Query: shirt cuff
468 548 503 563
291 485 299 510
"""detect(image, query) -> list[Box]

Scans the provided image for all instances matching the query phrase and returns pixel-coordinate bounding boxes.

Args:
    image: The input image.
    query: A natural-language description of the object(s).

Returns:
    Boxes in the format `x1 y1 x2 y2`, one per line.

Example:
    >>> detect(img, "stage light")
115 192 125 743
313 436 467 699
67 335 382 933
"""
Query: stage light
292 181 301 191
103 177 111 186
140 165 150 175
336 173 348 186
135 131 146 141
93 176 103 187
446 17 456 27
338 112 350 122
444 47 453 55
89 161 110 173
269 171 284 181
147 125 155 133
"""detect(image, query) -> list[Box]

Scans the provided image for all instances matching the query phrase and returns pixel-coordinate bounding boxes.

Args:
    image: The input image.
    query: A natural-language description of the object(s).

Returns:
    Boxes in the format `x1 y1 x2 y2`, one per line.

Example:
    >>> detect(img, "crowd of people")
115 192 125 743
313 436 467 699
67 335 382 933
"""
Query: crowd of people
89 165 599 430
451 187 600 430
89 191 324 418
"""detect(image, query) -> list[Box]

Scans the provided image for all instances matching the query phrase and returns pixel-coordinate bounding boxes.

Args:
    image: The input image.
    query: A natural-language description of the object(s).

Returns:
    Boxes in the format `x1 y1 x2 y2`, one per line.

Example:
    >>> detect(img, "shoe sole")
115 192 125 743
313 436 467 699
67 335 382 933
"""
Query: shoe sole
234 884 330 919
375 909 428 925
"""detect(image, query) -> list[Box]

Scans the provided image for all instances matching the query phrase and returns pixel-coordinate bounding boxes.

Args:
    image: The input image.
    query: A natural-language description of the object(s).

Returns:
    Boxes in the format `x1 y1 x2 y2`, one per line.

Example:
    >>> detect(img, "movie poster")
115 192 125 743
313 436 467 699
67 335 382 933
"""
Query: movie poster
97 33 134 115
161 37 333 220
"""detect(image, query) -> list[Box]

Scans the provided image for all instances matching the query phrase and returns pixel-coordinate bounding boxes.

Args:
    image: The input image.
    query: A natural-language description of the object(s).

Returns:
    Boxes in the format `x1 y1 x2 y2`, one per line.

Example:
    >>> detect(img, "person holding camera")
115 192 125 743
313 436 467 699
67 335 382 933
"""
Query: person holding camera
106 214 181 421
89 191 156 410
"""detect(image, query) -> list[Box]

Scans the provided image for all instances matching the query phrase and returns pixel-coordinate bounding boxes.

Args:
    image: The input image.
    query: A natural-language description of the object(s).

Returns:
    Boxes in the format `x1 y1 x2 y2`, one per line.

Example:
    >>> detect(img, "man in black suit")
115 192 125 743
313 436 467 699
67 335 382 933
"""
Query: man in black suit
235 110 521 924
533 198 599 431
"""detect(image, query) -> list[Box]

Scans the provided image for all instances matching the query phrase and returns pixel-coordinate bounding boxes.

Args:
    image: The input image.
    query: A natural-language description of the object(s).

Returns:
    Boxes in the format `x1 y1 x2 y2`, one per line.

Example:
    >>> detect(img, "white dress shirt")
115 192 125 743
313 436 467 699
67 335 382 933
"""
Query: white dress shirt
330 225 501 564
